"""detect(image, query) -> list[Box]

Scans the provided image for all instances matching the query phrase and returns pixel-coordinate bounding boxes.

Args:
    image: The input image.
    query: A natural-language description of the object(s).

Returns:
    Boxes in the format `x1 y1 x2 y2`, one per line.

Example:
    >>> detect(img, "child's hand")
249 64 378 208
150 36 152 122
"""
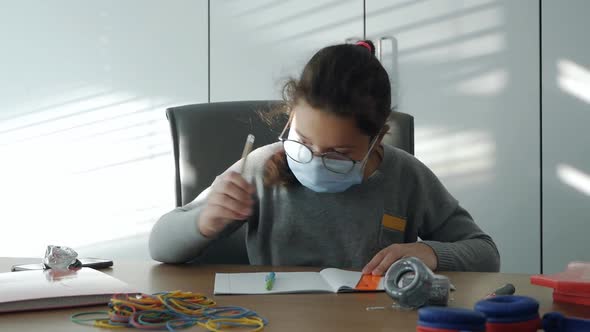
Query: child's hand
362 243 437 275
198 171 256 238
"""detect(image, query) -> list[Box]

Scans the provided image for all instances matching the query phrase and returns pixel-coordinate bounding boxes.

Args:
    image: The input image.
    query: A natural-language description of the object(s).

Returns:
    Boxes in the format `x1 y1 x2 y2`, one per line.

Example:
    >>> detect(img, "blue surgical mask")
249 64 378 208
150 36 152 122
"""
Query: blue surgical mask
286 129 380 193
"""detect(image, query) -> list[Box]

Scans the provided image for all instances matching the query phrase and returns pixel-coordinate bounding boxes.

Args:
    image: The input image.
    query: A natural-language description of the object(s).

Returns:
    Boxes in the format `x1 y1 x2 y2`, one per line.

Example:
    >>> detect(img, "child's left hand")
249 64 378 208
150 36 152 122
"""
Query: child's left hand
362 243 438 276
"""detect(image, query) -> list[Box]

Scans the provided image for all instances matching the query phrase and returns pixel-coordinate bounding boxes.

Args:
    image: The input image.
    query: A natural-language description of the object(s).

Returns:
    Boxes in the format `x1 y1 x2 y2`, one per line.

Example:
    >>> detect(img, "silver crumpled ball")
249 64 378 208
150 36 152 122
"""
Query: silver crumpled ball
43 245 79 270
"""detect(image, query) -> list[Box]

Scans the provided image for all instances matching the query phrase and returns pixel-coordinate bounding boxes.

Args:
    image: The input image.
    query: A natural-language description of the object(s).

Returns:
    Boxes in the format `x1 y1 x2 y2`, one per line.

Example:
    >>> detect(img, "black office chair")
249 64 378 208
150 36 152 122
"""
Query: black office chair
166 100 414 264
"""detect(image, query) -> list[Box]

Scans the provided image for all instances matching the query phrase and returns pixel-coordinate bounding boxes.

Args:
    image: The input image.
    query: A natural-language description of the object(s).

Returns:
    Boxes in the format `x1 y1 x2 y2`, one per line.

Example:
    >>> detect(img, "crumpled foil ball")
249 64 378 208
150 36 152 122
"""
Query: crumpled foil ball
43 245 79 270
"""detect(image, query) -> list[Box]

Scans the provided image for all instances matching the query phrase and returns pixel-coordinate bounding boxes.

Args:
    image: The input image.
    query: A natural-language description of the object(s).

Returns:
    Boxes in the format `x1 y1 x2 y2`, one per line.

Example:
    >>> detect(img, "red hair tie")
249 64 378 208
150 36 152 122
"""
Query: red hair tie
356 41 372 52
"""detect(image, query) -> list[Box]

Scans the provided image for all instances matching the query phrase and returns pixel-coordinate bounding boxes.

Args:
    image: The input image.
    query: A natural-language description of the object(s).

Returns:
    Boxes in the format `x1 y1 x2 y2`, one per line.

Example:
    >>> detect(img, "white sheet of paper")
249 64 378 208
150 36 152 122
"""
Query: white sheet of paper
0 267 136 302
0 267 138 312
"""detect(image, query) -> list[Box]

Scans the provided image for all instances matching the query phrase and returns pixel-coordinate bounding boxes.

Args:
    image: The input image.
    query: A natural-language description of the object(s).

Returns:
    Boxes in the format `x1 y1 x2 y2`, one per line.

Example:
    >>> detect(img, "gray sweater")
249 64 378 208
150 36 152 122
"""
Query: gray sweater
149 143 500 272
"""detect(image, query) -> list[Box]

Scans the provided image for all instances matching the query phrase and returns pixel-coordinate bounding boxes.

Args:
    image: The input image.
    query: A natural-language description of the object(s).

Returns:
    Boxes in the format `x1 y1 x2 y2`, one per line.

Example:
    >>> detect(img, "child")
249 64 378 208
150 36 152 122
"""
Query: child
149 40 500 274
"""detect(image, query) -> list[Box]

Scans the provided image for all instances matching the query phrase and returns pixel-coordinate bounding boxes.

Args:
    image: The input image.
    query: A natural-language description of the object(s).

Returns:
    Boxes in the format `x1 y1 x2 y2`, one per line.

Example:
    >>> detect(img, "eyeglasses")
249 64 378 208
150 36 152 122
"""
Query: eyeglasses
281 139 360 174
278 121 369 175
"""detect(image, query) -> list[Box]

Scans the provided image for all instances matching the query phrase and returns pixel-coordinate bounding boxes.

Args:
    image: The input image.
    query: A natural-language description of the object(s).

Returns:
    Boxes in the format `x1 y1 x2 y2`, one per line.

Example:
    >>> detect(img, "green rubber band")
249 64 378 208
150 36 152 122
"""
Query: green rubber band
70 311 110 325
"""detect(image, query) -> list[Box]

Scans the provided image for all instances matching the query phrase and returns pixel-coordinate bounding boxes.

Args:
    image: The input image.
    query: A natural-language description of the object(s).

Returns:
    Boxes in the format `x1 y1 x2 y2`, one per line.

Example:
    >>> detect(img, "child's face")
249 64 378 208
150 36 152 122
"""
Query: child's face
290 101 373 161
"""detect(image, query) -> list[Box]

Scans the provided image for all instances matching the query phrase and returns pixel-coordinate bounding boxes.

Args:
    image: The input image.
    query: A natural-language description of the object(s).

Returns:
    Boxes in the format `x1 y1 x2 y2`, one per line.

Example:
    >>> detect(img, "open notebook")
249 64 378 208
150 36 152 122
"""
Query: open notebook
214 268 384 295
0 267 137 313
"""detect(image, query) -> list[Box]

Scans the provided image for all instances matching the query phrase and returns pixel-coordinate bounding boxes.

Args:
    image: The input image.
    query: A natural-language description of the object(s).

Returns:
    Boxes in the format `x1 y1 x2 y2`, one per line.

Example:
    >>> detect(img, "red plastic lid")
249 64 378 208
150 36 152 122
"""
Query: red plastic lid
531 262 590 300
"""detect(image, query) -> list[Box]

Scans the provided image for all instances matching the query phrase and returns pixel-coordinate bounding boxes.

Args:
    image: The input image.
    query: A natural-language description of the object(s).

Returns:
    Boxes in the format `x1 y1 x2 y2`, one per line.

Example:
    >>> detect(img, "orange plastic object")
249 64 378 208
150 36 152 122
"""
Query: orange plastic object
530 261 590 306
356 274 382 291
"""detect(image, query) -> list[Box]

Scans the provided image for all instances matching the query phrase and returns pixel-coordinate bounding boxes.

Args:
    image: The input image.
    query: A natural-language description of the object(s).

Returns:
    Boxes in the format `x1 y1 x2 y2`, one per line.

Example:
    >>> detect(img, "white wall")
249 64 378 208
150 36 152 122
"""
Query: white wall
542 0 590 273
0 0 208 260
210 0 363 101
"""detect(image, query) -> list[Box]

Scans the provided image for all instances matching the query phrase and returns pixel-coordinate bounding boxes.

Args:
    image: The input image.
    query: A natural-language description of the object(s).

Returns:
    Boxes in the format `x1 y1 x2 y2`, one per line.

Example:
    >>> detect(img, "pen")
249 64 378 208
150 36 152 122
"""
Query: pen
265 272 276 291
240 134 255 174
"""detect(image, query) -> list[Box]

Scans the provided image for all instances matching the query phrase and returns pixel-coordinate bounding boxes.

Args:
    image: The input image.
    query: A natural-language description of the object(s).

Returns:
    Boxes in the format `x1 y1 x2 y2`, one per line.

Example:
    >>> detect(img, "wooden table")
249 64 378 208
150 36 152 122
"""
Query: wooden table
1 258 588 331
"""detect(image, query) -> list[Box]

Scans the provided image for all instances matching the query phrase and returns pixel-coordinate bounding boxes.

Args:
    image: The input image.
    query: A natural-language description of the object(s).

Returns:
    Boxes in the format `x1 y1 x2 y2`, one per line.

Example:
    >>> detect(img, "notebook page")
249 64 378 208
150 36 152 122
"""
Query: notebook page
214 272 333 295
319 268 384 292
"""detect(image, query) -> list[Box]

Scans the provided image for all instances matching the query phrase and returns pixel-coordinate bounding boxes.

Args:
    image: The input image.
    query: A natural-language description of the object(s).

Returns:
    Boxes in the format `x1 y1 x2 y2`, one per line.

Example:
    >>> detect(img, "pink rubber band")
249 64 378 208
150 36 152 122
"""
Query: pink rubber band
356 41 372 52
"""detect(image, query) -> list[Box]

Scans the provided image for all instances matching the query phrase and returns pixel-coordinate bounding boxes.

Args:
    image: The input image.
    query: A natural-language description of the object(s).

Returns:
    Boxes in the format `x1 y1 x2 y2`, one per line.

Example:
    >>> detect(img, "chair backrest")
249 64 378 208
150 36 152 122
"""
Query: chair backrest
166 100 414 264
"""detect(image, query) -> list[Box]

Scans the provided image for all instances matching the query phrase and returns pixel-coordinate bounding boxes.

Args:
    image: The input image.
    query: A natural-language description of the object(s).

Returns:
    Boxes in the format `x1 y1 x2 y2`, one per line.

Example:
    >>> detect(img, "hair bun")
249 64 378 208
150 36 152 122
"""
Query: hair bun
355 40 375 56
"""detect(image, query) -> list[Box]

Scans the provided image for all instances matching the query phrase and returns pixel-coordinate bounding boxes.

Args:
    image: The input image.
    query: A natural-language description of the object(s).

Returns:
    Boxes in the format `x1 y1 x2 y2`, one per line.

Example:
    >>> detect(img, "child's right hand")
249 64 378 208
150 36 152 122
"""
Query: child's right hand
198 171 256 238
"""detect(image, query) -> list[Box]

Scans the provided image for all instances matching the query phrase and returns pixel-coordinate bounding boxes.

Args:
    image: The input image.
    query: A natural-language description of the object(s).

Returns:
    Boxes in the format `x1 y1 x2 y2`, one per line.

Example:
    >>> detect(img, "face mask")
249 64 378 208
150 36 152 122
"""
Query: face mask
286 129 380 193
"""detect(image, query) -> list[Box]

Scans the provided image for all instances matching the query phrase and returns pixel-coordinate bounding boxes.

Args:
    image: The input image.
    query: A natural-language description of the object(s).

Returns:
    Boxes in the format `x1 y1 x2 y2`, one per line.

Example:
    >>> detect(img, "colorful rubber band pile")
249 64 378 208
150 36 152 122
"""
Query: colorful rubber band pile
70 291 267 331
